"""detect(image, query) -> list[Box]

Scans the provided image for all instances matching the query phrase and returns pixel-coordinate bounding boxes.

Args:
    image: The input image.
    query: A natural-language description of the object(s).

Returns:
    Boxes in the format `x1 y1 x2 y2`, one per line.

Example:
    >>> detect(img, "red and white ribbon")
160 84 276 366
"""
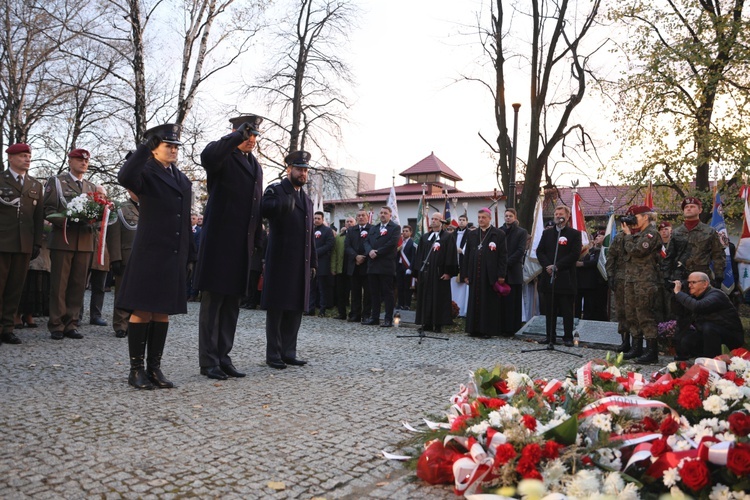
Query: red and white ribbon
578 395 679 420
542 379 563 397
577 361 593 388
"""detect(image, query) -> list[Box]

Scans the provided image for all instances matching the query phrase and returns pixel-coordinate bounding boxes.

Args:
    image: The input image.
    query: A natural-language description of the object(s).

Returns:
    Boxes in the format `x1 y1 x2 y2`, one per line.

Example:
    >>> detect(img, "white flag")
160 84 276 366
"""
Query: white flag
523 196 544 283
386 185 400 226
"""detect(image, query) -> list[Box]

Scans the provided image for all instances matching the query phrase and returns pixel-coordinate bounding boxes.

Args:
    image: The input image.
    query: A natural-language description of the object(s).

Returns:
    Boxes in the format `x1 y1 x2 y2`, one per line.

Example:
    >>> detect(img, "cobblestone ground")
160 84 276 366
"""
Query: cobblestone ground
1 292 610 499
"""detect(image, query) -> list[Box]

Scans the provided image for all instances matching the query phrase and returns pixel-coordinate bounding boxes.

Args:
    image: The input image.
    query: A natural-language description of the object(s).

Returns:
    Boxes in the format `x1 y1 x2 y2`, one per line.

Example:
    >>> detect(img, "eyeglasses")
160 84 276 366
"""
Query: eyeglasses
687 281 705 285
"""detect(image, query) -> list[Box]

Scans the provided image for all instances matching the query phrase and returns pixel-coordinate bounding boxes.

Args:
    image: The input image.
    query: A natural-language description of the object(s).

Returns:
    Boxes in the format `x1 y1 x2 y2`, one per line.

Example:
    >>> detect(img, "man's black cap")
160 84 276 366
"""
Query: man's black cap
229 115 263 135
285 150 311 168
144 123 182 145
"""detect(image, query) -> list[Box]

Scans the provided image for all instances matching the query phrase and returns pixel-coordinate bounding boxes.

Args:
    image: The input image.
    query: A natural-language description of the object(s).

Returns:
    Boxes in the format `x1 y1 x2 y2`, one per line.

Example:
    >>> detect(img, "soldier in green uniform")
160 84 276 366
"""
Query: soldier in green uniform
605 229 630 353
621 205 662 364
662 196 725 360
106 190 139 338
0 144 44 344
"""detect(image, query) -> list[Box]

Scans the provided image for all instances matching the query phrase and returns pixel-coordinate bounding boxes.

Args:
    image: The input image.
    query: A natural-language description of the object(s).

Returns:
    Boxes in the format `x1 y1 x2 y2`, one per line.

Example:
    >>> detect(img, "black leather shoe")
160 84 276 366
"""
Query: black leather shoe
220 364 246 378
200 366 228 380
362 318 378 325
266 360 287 369
563 339 575 347
347 316 361 322
538 337 555 345
50 331 64 340
148 368 175 388
282 357 307 366
304 310 315 316
63 330 84 339
115 330 127 338
0 332 22 344
90 317 108 326
380 321 393 327
318 310 327 317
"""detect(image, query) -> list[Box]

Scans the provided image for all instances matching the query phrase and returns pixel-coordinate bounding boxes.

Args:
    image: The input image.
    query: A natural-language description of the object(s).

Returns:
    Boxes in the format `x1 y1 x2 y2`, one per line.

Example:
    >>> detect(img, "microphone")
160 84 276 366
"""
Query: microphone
556 217 566 226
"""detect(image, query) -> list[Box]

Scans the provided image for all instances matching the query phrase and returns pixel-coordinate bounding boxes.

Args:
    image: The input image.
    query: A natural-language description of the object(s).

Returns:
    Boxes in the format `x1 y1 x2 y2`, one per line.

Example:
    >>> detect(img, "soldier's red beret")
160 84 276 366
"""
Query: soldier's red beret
68 149 90 160
658 221 672 230
628 205 651 215
5 143 30 155
681 197 702 210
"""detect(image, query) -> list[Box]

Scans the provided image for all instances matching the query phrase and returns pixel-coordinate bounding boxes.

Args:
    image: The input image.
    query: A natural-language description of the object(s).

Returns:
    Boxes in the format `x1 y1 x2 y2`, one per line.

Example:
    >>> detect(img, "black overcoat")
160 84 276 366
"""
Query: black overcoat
344 223 371 276
193 131 263 296
501 222 529 285
463 226 508 336
414 231 458 326
313 224 335 276
260 178 317 311
364 220 400 275
535 225 582 294
115 144 194 314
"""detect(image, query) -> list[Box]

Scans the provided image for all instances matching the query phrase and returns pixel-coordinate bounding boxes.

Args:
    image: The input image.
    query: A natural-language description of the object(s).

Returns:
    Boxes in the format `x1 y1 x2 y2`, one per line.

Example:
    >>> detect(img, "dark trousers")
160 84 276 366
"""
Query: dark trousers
396 269 412 309
265 308 302 362
368 273 394 322
349 271 371 320
245 270 262 307
49 250 92 333
543 291 575 341
0 252 31 334
500 283 523 335
680 322 744 358
89 269 108 320
198 291 241 367
334 273 349 317
309 274 333 312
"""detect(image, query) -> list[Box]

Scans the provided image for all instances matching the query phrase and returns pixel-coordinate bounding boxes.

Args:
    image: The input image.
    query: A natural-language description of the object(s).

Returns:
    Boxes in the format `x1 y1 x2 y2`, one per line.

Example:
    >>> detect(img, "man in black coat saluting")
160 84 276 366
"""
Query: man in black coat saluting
362 206 401 327
261 151 317 369
535 205 582 346
194 115 265 380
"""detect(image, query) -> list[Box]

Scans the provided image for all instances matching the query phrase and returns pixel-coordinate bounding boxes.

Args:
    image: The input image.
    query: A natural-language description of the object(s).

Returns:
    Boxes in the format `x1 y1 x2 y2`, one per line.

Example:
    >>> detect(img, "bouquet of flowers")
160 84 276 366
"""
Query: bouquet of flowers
395 348 750 499
48 191 117 225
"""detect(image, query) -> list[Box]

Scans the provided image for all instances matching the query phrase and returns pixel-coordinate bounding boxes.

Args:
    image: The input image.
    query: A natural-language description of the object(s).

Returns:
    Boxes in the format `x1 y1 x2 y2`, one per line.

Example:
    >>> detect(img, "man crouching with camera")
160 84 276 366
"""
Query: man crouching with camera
671 272 744 358
620 206 662 364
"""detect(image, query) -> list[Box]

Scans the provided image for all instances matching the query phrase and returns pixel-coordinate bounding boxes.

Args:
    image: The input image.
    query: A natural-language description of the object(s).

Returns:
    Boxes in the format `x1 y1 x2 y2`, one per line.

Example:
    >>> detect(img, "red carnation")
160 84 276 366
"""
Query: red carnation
677 385 702 410
728 412 750 437
493 443 517 466
515 458 542 480
596 371 614 381
727 442 750 476
450 414 472 432
476 397 506 410
650 437 671 457
522 415 537 432
520 443 542 464
659 416 679 436
542 440 564 460
679 458 710 491
494 380 509 394
679 361 688 370
582 455 594 466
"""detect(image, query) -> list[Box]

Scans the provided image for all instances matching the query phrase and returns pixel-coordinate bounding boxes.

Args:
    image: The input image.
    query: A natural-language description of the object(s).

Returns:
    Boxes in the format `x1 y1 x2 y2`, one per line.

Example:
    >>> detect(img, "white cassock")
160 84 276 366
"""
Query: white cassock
451 228 469 316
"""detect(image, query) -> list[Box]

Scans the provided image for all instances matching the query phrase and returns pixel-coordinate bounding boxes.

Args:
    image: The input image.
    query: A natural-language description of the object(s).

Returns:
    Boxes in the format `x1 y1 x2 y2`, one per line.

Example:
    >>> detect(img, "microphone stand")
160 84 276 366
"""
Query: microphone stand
398 236 449 344
522 222 582 358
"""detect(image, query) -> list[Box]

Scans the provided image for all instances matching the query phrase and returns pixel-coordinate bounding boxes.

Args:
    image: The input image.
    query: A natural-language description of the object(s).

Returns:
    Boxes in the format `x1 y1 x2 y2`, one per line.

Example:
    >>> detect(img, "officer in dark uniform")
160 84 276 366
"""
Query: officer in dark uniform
117 124 195 390
194 115 264 380
261 151 317 369
44 148 97 340
106 189 139 338
0 144 43 344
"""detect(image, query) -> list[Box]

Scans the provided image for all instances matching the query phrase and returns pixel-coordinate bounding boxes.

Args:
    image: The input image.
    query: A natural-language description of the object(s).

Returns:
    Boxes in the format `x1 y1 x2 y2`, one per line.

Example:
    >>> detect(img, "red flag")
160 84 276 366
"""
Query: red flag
644 182 654 209
571 193 590 247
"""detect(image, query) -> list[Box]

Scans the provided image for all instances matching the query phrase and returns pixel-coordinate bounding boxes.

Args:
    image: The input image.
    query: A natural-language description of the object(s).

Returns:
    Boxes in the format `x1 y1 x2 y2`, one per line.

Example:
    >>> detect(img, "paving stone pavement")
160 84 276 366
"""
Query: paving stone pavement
1 292 613 499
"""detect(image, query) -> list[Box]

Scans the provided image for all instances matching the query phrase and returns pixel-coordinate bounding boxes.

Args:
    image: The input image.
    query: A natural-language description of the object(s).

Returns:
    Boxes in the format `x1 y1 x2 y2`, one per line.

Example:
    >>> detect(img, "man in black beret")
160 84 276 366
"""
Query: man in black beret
0 144 44 344
194 115 265 380
261 150 317 369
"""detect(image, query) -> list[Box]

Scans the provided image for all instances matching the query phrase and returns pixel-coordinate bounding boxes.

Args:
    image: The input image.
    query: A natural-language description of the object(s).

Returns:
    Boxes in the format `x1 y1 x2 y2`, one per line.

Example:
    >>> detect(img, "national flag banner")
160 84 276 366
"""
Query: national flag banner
644 182 654 209
734 197 750 291
444 197 459 227
415 195 425 244
523 196 545 283
571 192 590 247
709 191 735 295
740 185 750 200
386 185 400 226
368 210 374 225
597 212 616 281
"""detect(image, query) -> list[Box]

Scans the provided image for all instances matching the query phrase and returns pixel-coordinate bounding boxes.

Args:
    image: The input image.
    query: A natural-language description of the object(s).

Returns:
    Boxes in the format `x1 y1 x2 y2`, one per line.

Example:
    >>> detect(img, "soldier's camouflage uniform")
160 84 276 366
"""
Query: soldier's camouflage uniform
623 225 662 341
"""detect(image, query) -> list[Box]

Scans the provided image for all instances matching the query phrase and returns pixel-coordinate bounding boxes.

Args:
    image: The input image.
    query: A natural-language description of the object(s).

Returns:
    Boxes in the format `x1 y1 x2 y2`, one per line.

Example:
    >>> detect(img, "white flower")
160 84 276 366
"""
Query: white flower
601 471 624 495
662 467 680 488
542 459 567 488
596 448 622 470
715 432 736 443
591 413 612 432
565 470 601 498
507 371 533 391
667 362 678 372
607 405 622 415
669 486 690 500
468 420 490 436
713 379 741 400
604 365 622 377
517 478 546 500
618 483 641 500
708 483 733 500
703 395 729 415
666 434 692 451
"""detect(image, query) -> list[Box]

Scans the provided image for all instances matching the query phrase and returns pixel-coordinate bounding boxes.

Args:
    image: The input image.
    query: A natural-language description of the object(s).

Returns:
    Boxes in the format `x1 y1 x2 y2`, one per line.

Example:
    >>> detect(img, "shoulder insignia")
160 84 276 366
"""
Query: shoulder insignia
646 233 653 238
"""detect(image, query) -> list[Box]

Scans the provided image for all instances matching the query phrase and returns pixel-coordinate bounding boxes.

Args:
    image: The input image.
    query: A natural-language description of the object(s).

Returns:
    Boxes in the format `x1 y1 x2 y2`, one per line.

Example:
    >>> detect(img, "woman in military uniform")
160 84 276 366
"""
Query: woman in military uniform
116 124 195 390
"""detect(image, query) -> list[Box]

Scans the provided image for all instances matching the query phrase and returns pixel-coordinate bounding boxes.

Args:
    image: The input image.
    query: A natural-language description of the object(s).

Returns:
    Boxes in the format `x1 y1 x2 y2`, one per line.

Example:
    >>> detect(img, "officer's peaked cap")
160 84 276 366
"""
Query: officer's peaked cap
285 150 311 168
144 124 182 146
229 115 263 134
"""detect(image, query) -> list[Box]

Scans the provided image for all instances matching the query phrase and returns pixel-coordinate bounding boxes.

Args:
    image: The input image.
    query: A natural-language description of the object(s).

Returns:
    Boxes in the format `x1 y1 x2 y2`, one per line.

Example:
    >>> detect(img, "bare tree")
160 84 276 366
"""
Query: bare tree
468 0 604 229
248 0 358 178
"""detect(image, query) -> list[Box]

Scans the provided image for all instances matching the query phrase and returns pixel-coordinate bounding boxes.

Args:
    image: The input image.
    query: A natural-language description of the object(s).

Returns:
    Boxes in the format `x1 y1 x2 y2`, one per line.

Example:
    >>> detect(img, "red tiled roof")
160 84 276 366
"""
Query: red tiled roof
399 152 463 181
546 185 681 217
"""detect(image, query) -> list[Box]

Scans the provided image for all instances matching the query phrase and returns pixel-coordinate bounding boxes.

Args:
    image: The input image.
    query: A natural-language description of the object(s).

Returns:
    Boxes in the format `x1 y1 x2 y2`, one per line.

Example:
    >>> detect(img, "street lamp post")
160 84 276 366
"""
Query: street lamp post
509 102 521 209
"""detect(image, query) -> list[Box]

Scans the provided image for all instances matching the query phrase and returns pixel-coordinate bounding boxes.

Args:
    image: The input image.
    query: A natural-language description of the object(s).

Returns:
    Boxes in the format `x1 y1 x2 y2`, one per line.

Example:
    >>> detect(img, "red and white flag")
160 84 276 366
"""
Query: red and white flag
571 192 589 247
644 181 654 209
736 196 750 291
